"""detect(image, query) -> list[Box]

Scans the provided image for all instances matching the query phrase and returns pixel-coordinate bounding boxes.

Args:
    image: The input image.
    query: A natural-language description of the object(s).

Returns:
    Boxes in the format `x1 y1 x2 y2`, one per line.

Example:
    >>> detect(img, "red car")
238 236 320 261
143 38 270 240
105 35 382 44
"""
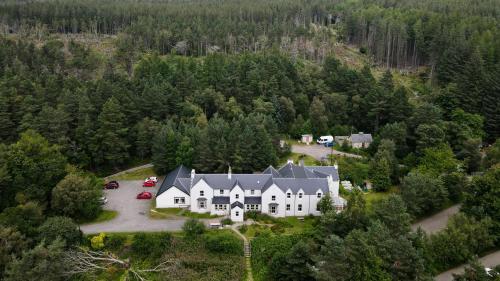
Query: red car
136 191 152 199
104 181 119 189
143 180 156 187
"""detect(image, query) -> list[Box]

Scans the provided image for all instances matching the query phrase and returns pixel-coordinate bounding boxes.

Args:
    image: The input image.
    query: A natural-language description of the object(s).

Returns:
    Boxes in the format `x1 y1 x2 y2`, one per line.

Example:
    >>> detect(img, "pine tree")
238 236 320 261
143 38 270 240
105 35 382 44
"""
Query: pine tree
152 125 178 175
96 97 129 169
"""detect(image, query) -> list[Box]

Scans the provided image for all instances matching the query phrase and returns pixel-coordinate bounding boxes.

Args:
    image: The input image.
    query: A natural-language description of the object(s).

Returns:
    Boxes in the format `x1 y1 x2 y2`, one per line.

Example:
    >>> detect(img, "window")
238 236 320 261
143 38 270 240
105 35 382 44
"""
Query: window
251 189 255 195
235 211 239 216
236 194 239 199
316 204 320 211
270 205 276 214
298 193 303 198
271 195 276 201
199 200 206 209
298 204 302 211
286 204 290 211
317 192 322 198
287 193 291 198
246 205 250 210
200 190 204 196
174 197 185 204
220 189 224 195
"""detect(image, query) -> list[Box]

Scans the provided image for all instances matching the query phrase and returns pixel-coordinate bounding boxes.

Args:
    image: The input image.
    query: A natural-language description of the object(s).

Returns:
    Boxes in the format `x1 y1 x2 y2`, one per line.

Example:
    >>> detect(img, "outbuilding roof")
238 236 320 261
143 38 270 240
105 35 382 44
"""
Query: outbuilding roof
350 133 373 143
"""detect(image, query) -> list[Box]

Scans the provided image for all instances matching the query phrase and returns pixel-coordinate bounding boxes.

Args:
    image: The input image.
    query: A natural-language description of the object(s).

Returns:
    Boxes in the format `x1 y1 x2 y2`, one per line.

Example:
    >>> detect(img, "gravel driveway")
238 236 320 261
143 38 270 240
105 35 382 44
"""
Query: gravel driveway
435 251 500 281
411 204 460 234
80 180 193 234
291 144 362 161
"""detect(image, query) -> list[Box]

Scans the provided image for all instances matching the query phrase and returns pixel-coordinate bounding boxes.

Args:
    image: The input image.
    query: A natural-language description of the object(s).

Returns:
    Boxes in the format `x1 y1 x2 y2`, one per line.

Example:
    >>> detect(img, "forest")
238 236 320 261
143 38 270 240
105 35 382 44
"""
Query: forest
0 0 499 280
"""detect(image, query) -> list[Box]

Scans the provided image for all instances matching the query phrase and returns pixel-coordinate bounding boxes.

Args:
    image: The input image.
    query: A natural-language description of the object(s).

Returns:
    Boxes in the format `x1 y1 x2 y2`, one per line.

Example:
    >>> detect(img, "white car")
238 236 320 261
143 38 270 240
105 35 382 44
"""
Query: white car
317 135 334 144
145 176 158 183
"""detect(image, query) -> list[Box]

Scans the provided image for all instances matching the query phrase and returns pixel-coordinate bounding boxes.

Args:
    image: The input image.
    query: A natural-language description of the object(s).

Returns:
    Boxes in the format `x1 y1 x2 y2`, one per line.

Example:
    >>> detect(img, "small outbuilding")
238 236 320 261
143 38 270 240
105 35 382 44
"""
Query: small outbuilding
349 132 373 148
301 134 313 145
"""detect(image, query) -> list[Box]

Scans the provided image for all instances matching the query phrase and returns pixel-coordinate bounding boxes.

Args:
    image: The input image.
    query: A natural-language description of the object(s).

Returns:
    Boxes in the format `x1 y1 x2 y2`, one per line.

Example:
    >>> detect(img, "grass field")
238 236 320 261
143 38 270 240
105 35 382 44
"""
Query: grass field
364 186 400 210
108 166 157 181
280 152 319 166
78 210 118 225
150 206 222 219
241 215 317 239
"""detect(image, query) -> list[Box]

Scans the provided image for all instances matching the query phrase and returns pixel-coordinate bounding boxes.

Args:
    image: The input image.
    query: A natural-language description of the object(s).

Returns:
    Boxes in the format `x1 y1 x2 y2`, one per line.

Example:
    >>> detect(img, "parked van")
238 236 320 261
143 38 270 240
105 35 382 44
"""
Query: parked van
317 135 334 144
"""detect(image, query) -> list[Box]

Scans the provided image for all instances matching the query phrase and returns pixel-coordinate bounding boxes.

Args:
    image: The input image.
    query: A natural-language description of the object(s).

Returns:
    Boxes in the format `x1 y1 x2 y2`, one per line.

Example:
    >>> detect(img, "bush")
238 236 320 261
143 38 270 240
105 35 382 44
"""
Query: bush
221 218 233 225
38 216 81 247
271 224 285 234
204 233 243 255
182 218 206 238
105 234 127 251
131 233 172 259
238 225 248 233
91 233 106 250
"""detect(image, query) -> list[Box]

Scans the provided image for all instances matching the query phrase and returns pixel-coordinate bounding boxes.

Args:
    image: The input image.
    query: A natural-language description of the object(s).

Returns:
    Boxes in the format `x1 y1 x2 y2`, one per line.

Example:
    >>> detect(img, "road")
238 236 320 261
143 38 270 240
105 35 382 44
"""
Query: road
435 251 500 281
291 144 362 161
105 163 153 180
411 205 460 234
80 180 214 234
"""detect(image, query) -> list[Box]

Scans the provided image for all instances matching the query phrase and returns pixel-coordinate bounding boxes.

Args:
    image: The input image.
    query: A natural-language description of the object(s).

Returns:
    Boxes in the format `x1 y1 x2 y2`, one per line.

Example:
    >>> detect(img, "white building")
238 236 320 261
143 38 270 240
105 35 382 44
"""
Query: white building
155 162 346 222
349 132 373 148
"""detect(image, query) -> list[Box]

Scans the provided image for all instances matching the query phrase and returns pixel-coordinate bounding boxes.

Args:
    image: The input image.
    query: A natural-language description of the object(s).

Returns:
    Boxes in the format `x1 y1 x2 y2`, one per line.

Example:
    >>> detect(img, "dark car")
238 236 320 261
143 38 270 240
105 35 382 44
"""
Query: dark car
104 181 119 189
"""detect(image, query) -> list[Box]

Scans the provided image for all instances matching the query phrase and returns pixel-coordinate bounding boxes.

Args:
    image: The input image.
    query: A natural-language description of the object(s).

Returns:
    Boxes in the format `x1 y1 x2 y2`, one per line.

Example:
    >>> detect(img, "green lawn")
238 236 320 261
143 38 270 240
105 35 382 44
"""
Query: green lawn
280 152 319 166
78 210 118 225
364 187 399 210
241 216 317 239
150 207 221 219
108 166 157 181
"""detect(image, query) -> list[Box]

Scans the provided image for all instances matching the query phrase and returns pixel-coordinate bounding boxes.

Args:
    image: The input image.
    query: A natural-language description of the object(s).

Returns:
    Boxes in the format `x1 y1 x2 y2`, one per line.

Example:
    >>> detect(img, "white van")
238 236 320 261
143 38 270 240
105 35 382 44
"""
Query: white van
317 135 333 144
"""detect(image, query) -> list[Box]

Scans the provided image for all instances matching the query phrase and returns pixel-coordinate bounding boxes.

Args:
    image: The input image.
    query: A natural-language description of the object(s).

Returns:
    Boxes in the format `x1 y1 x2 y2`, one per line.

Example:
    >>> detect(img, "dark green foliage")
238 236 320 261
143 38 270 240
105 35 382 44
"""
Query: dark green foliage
105 234 127 251
427 213 494 272
317 193 334 214
204 232 243 255
37 216 81 247
182 219 206 239
51 173 102 220
371 194 411 236
1 130 67 209
401 172 448 217
462 168 500 239
0 227 28 279
268 240 315 281
0 202 44 238
453 258 500 281
441 172 468 203
320 190 369 237
4 239 68 281
131 232 172 259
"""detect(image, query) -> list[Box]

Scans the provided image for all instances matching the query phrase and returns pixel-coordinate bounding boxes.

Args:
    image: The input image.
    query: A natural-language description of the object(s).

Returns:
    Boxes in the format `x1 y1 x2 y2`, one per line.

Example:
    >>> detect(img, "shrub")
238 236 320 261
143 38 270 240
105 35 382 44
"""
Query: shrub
204 233 243 255
182 218 205 238
91 233 106 250
105 234 127 251
238 225 248 233
221 218 233 225
38 216 81 247
271 224 285 234
131 233 172 259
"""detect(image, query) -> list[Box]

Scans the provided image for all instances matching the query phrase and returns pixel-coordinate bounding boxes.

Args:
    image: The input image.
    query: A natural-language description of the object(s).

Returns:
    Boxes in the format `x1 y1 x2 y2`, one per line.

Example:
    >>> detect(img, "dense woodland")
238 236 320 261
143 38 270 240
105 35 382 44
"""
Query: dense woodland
0 0 499 280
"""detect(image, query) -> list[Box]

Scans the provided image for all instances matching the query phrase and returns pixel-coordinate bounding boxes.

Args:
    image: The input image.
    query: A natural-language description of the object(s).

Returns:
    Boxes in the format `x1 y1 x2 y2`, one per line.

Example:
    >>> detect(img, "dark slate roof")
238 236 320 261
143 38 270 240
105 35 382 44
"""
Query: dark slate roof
262 166 282 177
231 201 244 209
212 197 230 204
156 165 191 196
192 174 272 190
273 178 329 194
350 133 373 143
304 166 340 181
244 197 262 204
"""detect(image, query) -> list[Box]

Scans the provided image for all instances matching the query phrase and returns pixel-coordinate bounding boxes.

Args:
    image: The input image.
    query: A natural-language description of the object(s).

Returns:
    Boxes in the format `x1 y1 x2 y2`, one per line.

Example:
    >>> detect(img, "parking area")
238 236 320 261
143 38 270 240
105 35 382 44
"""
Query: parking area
291 144 362 160
80 180 187 234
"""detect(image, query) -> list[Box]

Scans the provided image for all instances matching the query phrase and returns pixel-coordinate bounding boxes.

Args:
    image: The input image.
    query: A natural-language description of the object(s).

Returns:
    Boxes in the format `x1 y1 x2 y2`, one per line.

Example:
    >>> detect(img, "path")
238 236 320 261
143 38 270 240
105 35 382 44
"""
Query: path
291 144 362 161
105 163 153 180
231 223 254 281
80 180 212 234
411 205 460 234
435 251 500 281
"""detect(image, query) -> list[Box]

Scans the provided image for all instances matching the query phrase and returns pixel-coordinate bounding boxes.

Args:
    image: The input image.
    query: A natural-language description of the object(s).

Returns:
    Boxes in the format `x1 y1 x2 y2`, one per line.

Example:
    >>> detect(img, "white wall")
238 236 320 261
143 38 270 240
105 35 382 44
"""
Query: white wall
210 205 230 216
244 189 261 197
155 186 190 208
190 179 214 213
231 206 243 222
214 189 229 196
293 188 309 216
261 184 286 217
230 185 244 203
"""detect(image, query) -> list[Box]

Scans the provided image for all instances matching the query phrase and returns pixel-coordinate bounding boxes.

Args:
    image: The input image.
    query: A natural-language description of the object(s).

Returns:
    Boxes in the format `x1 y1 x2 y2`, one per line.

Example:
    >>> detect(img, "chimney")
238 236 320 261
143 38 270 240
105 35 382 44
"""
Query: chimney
191 169 195 180
299 159 305 166
327 175 339 198
334 161 338 170
287 159 294 164
228 165 232 180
